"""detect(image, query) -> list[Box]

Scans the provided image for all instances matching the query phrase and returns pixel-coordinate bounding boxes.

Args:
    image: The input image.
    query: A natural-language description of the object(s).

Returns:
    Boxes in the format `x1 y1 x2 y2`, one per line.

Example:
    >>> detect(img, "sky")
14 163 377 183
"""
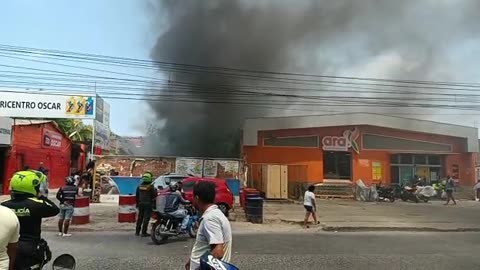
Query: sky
1 0 480 140
0 0 154 136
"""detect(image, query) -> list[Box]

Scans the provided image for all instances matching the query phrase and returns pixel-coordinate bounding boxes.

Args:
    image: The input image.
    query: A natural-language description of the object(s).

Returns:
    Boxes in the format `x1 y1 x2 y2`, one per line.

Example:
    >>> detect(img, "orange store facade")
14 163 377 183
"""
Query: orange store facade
243 113 478 195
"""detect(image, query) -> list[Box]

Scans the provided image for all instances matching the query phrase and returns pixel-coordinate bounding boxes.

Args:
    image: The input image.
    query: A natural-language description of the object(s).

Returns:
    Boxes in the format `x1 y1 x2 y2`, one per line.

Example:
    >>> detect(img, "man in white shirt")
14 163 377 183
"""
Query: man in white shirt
303 185 319 229
0 205 20 270
187 181 232 270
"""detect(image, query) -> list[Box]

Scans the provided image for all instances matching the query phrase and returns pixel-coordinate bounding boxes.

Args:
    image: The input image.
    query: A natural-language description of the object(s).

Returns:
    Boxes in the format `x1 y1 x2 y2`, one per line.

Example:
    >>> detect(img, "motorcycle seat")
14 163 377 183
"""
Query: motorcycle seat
160 212 184 221
159 213 175 218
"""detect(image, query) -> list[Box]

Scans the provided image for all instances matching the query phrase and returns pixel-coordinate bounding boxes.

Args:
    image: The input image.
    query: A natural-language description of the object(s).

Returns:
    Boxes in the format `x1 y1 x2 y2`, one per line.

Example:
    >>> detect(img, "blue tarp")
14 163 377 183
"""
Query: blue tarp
226 179 240 196
110 176 142 195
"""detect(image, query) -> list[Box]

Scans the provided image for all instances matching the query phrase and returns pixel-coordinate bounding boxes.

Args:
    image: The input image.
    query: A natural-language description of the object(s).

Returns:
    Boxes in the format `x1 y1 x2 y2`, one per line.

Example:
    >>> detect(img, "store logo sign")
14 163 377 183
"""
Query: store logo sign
322 128 360 154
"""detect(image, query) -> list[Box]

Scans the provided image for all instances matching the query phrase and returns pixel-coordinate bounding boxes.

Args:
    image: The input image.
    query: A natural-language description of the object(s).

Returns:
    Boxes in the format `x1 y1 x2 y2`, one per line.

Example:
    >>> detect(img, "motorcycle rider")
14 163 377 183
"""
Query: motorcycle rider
1 170 60 270
135 172 157 237
177 181 186 199
164 182 190 233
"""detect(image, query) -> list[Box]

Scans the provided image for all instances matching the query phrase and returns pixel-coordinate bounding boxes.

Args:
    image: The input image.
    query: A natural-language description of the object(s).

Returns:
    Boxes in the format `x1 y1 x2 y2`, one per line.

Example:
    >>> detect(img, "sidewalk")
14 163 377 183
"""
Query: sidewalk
264 200 480 231
40 202 298 234
4 193 480 232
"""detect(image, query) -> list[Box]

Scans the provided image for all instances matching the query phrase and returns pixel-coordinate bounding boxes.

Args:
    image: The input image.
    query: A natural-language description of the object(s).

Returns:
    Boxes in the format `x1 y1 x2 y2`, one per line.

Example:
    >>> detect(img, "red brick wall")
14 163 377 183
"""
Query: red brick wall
95 156 176 177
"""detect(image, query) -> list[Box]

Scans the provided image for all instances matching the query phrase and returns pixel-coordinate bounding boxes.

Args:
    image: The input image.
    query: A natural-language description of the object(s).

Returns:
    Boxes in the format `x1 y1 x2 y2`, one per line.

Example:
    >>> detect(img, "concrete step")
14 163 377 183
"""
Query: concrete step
315 183 353 196
229 207 247 222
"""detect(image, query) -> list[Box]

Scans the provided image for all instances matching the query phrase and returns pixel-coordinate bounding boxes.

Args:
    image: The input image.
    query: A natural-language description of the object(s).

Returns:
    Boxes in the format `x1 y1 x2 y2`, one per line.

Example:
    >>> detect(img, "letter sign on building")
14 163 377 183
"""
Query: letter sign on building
322 128 360 154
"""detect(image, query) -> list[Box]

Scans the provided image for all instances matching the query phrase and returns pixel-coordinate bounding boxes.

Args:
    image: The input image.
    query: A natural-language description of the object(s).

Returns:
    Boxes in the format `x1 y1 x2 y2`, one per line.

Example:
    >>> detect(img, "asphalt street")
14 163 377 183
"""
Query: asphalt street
42 231 480 270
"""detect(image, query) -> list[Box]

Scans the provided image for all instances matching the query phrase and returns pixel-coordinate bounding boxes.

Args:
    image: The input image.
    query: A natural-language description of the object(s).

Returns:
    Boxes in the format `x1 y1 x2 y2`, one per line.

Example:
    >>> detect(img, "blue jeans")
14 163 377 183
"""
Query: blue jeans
59 204 74 220
167 209 189 230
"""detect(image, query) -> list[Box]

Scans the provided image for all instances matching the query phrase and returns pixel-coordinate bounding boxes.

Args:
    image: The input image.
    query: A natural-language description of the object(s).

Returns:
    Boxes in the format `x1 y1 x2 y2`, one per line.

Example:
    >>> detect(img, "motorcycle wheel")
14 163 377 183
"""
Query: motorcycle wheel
389 196 395 202
151 222 169 245
423 197 429 203
189 220 200 238
400 193 408 202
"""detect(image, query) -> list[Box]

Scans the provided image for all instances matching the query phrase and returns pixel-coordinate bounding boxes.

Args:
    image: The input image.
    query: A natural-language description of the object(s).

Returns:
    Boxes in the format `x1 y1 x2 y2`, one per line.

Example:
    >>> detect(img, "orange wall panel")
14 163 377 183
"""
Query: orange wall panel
352 150 390 185
245 124 474 187
245 146 323 183
445 153 476 186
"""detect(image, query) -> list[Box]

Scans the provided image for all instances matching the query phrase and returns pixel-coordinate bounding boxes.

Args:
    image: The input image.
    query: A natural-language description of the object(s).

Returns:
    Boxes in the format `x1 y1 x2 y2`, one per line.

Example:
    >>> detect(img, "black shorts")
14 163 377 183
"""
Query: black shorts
304 205 314 212
446 190 453 194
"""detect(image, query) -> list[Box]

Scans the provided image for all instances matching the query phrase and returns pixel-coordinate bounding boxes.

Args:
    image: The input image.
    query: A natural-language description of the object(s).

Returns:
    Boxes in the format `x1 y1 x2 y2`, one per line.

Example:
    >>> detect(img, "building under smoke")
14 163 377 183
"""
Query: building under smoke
145 0 480 158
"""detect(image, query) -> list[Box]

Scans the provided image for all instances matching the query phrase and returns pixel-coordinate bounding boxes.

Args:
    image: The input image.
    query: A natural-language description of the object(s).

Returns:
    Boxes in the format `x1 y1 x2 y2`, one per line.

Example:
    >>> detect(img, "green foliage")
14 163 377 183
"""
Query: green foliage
53 119 93 142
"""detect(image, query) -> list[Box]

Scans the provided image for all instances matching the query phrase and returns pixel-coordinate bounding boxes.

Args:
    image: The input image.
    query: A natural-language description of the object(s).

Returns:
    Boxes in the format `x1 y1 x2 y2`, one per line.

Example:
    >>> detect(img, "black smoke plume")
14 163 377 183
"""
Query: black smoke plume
145 0 480 157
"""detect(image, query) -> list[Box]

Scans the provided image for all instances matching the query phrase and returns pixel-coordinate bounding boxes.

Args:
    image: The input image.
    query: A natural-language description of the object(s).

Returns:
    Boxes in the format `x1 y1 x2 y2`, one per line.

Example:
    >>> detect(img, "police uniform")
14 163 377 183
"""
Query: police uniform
135 174 157 236
2 195 59 269
2 170 60 270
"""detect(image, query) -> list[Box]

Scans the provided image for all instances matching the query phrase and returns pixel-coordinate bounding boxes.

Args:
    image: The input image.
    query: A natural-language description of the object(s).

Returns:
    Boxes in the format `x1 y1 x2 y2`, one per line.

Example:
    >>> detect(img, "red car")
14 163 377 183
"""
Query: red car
182 177 234 216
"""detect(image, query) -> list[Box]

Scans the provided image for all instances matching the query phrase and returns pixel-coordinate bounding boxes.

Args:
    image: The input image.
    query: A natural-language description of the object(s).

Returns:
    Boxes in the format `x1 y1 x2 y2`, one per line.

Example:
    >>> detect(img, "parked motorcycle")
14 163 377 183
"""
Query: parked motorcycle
415 185 436 202
400 185 421 203
376 184 395 202
400 185 435 203
150 204 199 245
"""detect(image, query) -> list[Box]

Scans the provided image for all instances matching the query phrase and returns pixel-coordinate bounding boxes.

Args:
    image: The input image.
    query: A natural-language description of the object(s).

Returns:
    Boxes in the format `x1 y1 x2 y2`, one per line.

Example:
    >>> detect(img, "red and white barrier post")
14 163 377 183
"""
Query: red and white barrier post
118 195 136 223
72 196 90 225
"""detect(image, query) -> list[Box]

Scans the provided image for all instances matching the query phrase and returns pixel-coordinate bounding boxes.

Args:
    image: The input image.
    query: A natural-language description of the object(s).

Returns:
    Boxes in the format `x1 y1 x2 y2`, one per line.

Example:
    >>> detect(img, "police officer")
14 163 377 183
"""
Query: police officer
135 172 157 237
1 170 60 270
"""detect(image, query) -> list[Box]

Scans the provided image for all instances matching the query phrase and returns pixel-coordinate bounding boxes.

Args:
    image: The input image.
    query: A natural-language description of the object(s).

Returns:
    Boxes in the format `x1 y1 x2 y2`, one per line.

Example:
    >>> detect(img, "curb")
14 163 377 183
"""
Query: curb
322 226 480 232
265 219 480 232
43 226 134 233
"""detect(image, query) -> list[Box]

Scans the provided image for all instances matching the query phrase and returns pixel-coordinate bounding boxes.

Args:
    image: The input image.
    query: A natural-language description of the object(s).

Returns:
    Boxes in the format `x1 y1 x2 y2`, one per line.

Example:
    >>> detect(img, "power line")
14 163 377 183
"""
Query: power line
2 44 480 88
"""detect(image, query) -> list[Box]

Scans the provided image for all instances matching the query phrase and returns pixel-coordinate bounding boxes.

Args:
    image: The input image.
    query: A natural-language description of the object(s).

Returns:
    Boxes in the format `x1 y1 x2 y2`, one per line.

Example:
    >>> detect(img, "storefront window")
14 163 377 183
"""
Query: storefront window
400 154 413 164
414 155 427 165
428 155 441 165
390 154 400 164
323 151 352 180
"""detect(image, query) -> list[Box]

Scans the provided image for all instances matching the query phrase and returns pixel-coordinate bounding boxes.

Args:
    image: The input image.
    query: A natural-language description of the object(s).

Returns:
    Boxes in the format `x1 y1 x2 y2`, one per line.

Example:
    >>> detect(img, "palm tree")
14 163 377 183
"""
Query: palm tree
68 119 93 142
54 119 93 142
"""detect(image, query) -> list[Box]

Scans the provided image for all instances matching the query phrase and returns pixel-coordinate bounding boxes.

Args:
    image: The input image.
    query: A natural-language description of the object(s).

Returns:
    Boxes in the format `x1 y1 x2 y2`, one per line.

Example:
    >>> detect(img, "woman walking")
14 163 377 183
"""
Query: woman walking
445 175 457 205
303 185 319 229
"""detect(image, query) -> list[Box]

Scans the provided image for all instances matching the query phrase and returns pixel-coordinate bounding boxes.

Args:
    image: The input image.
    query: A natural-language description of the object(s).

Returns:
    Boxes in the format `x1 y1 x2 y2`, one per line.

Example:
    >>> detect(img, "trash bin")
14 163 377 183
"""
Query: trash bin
245 193 259 220
246 196 263 224
243 189 260 210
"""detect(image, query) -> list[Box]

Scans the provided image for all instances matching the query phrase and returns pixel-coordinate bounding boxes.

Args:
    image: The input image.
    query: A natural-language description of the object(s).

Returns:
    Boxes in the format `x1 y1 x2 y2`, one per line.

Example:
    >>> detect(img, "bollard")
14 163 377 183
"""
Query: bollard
72 196 90 225
118 194 136 223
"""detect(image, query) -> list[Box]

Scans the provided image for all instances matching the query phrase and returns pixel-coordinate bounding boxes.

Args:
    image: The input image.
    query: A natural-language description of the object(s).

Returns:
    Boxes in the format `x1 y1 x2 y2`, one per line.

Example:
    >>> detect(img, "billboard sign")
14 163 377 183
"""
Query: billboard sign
94 120 110 150
95 95 104 123
0 117 13 145
42 127 63 149
322 127 360 154
0 91 95 119
103 101 110 127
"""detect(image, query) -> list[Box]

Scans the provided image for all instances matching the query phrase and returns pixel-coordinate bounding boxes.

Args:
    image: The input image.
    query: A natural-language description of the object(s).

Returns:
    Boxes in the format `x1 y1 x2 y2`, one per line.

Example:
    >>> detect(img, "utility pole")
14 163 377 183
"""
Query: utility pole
91 82 97 158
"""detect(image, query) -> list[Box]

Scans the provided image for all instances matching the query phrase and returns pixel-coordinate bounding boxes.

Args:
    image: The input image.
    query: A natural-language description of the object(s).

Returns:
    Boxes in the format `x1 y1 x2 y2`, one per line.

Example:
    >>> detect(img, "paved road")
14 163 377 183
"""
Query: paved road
42 231 480 270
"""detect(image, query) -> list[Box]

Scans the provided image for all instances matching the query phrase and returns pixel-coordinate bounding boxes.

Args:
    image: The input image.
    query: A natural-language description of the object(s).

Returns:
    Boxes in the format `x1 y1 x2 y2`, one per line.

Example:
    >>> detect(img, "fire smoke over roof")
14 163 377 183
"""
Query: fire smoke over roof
144 0 480 157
